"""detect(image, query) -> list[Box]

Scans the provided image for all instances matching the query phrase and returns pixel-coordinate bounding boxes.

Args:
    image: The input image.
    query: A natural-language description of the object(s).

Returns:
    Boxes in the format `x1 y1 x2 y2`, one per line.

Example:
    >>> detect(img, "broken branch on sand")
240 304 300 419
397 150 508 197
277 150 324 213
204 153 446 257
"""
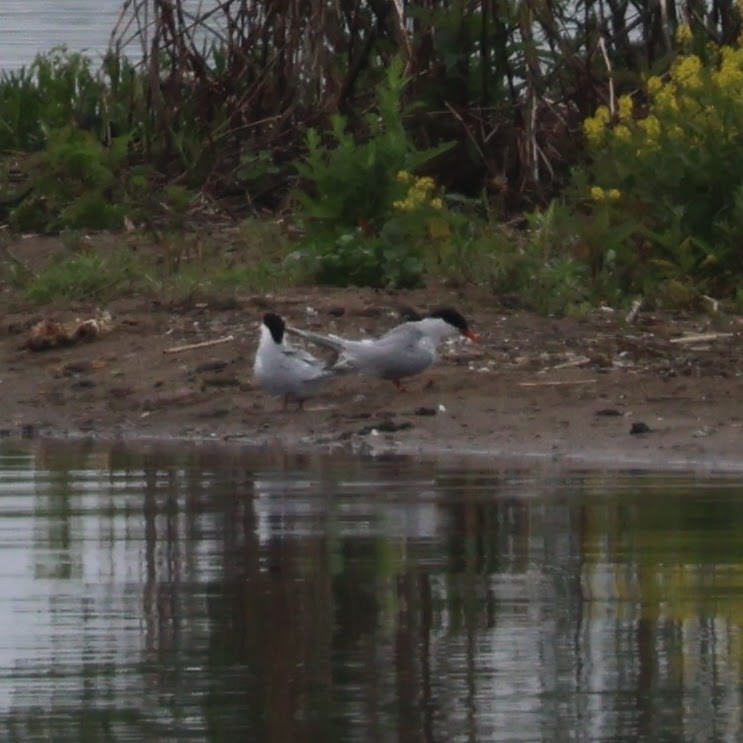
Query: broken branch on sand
547 356 591 371
163 335 235 354
669 332 733 345
518 379 597 387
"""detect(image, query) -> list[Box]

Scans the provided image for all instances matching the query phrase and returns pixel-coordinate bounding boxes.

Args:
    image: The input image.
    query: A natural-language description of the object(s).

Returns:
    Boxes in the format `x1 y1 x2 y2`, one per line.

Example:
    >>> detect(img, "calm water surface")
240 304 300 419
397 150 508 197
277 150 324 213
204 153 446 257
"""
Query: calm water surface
0 1 219 70
0 439 742 742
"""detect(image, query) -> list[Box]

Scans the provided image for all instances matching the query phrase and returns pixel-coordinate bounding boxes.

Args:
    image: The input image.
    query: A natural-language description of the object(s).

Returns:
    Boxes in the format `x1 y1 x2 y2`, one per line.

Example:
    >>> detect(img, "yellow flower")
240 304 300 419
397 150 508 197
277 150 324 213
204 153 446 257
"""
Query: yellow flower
583 117 605 146
613 124 631 141
608 189 621 200
590 186 605 201
719 45 741 66
657 87 679 113
414 176 435 192
638 115 661 142
672 54 702 88
675 23 693 46
646 75 663 96
594 105 611 125
394 175 444 212
617 95 633 121
714 51 743 88
583 105 613 147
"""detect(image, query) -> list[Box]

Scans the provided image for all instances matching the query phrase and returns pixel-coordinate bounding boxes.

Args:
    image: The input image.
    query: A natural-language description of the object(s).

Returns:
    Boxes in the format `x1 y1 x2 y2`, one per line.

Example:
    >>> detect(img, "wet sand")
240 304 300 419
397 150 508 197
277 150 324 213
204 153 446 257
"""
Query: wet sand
2 284 742 471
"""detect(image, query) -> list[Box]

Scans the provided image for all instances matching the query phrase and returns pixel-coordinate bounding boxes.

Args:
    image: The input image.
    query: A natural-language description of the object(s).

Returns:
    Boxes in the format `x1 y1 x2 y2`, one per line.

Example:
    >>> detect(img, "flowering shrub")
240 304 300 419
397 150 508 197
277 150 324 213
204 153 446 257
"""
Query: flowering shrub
579 31 743 295
300 171 454 289
294 59 455 288
393 172 443 211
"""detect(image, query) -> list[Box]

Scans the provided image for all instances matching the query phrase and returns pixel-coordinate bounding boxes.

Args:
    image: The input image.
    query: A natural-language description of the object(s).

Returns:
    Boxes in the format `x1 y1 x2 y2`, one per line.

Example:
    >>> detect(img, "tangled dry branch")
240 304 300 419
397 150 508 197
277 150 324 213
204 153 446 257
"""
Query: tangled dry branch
107 0 741 210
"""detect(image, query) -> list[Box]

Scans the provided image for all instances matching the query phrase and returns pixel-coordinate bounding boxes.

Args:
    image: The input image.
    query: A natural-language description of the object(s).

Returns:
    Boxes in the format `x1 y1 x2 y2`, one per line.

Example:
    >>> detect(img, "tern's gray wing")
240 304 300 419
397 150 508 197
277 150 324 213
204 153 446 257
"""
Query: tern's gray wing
379 321 425 341
333 328 435 379
283 345 326 367
285 326 348 353
279 345 337 382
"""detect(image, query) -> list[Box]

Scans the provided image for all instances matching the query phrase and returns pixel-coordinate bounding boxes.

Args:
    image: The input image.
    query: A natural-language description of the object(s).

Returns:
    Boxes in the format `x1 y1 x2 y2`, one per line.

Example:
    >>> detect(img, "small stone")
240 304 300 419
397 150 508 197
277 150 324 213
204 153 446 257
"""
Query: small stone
200 376 240 388
62 361 93 376
358 419 413 436
71 378 96 389
376 419 413 433
109 386 133 399
194 360 228 374
414 407 437 416
630 421 651 435
197 408 230 419
595 408 622 416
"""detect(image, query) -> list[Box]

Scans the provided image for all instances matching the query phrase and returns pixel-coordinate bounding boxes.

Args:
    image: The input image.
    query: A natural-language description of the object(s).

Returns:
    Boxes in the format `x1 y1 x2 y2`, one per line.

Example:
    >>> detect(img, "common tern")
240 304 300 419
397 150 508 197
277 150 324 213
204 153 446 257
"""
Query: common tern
288 307 477 391
253 312 339 409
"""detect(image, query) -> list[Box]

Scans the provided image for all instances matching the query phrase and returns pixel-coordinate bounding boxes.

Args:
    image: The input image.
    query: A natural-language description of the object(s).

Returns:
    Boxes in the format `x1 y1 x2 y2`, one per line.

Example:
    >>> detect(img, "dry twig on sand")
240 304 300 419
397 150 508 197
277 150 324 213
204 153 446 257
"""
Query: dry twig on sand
163 335 235 354
518 379 597 388
669 332 733 345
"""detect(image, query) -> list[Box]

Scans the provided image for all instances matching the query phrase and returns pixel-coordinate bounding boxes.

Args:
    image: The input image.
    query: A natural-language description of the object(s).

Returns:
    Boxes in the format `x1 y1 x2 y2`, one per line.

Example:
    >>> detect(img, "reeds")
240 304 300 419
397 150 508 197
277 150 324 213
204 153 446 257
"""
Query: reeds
2 0 738 216
104 0 740 208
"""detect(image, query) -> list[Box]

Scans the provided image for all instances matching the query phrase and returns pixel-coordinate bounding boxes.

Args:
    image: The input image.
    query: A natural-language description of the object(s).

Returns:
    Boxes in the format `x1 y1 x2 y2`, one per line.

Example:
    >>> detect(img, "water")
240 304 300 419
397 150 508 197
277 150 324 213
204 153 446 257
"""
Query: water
0 1 219 71
0 439 742 742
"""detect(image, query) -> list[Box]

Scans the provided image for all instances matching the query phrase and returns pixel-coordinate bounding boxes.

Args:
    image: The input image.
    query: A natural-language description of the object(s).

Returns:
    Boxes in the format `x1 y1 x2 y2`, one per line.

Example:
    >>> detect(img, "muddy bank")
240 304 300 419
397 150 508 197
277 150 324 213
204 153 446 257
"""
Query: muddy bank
2 285 742 471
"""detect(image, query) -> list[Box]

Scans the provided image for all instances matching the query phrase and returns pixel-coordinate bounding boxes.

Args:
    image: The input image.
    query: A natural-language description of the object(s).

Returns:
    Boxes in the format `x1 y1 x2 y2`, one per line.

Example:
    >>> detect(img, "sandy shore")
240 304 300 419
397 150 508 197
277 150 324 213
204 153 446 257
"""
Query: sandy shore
2 285 742 471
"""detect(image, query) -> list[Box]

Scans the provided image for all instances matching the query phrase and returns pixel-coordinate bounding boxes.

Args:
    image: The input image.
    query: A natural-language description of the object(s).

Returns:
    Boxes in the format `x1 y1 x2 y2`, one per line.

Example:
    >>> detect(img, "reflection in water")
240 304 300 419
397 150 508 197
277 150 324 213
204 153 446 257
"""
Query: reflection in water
0 440 741 741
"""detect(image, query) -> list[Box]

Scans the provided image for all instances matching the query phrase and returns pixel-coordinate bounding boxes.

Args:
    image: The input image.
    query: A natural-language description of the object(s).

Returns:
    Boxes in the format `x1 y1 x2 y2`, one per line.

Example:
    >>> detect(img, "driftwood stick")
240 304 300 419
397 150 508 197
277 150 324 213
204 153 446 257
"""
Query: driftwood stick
519 379 597 387
669 332 733 345
598 36 615 115
625 297 643 324
163 335 235 354
702 295 719 312
548 356 591 370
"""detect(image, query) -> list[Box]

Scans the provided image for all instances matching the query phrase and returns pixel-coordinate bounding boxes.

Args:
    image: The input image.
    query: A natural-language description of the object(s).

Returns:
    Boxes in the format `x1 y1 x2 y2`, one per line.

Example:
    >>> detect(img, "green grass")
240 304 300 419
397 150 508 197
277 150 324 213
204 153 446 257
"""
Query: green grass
24 249 142 303
14 218 300 305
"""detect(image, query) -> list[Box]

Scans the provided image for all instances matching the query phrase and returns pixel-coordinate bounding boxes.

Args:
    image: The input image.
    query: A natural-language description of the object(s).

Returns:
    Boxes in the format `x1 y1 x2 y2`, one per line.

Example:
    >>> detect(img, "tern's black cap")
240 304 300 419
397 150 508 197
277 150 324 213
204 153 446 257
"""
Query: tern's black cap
262 312 285 343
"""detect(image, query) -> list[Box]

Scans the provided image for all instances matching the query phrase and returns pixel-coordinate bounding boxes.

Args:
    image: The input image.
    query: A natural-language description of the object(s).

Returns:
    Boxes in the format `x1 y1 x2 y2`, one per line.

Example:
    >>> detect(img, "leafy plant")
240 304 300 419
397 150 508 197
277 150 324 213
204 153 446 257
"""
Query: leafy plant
293 58 454 288
300 230 425 289
10 127 131 232
0 47 105 151
295 58 452 231
25 249 140 303
577 31 743 297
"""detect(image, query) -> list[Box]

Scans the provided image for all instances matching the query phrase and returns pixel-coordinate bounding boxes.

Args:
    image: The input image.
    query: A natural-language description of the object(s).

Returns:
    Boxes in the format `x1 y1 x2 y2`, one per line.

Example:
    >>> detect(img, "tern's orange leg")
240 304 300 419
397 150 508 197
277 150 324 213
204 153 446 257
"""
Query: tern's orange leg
392 379 408 393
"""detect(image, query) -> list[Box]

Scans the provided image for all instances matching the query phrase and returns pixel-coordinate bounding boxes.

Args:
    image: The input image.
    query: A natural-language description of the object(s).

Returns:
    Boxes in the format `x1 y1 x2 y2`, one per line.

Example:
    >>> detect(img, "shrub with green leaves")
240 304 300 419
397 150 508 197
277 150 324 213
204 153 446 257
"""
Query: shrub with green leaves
578 30 743 297
10 127 131 232
294 58 453 288
295 58 451 230
0 47 108 152
300 228 425 290
25 249 140 303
